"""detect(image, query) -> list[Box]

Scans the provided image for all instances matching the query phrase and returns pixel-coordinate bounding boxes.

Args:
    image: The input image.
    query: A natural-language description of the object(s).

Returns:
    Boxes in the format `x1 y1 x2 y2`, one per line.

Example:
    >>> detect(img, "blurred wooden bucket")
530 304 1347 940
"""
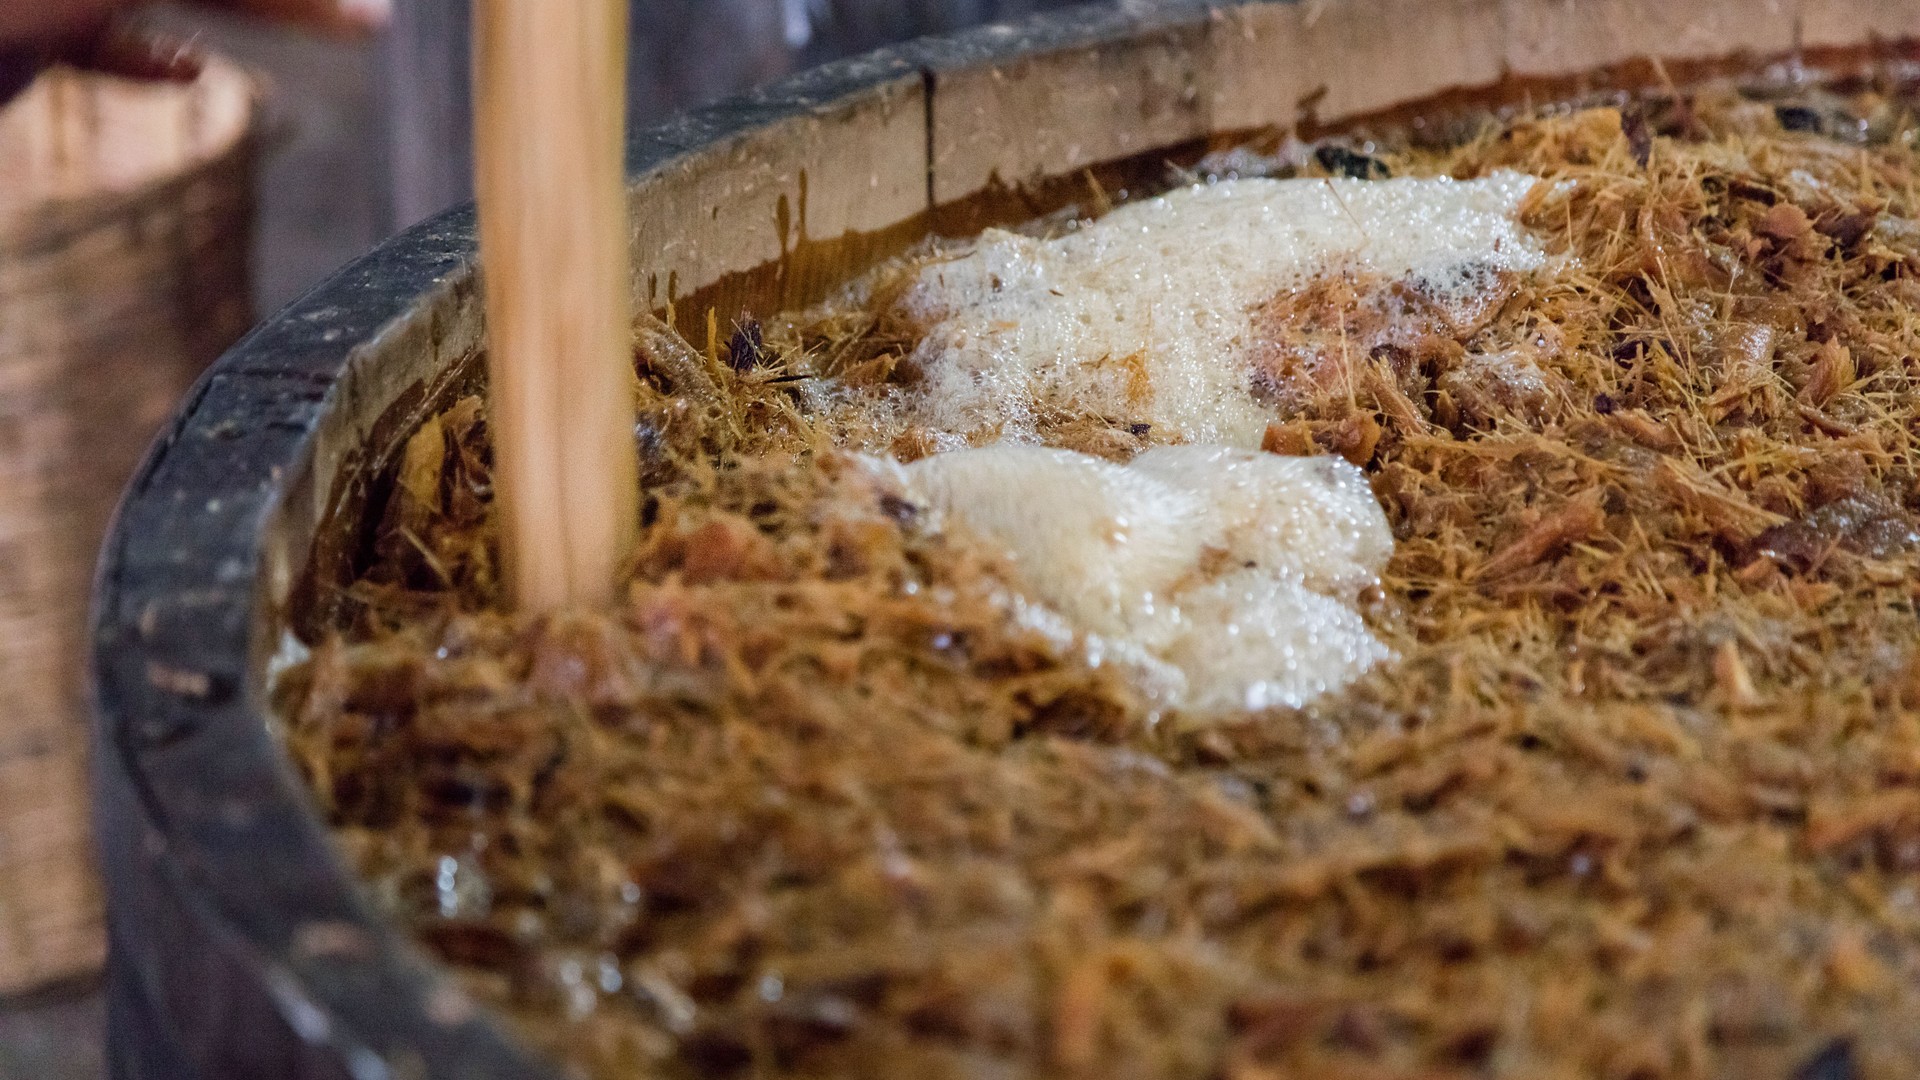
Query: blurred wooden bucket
0 56 258 995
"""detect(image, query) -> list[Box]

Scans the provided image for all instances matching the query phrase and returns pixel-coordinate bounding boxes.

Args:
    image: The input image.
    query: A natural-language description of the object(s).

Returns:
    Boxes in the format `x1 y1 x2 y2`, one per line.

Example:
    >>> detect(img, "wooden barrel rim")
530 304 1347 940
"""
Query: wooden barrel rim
89 1 1920 1076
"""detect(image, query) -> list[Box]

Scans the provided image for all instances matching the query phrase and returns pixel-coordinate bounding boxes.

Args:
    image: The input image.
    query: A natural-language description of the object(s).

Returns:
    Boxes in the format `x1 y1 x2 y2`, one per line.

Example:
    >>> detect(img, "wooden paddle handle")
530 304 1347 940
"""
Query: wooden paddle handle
472 0 637 612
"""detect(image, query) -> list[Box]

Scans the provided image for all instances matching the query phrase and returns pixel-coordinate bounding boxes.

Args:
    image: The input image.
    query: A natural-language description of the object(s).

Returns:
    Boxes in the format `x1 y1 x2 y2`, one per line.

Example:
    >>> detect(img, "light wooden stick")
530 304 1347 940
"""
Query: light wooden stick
472 0 637 612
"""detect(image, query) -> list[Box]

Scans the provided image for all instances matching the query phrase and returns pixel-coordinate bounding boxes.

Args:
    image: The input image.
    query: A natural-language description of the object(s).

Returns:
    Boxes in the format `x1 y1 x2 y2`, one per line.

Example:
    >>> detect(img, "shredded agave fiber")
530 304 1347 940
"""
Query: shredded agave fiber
281 74 1920 1080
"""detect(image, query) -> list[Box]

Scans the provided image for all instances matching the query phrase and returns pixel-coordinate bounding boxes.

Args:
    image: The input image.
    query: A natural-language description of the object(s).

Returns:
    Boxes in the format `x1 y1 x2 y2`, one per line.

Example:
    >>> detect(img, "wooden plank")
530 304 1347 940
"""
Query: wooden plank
927 15 1217 206
1799 0 1920 51
1502 0 1797 77
1211 0 1505 134
631 70 928 318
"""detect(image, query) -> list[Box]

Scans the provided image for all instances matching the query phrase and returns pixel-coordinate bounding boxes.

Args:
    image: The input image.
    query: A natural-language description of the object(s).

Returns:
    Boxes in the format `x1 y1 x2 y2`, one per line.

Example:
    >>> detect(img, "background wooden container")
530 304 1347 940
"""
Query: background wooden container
0 58 257 996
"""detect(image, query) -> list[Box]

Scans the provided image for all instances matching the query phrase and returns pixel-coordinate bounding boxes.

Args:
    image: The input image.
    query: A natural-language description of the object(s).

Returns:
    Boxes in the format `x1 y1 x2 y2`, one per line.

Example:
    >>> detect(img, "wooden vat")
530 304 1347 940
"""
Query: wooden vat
89 1 1917 1076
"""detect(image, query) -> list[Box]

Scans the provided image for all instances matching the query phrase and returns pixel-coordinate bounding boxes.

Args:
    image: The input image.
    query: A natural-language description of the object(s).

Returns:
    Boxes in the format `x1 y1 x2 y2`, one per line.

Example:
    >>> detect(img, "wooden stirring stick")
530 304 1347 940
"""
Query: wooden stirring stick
472 0 638 611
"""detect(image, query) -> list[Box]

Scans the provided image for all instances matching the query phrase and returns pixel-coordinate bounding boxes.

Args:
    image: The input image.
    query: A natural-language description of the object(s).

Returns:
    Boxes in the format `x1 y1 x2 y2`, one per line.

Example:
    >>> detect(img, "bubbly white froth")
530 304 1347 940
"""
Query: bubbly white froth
900 172 1549 448
894 445 1395 720
898 445 1204 639
840 173 1558 714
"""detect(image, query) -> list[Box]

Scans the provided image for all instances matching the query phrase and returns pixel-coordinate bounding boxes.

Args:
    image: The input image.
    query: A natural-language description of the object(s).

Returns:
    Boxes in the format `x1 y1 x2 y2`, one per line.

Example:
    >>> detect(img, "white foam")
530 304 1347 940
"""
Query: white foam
897 445 1204 638
1147 571 1392 716
899 172 1550 447
836 173 1559 714
1127 446 1394 595
896 444 1394 720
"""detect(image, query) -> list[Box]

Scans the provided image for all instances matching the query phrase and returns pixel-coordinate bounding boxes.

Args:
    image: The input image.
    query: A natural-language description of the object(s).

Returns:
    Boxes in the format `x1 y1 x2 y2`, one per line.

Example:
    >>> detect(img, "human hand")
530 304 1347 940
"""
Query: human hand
1 0 390 101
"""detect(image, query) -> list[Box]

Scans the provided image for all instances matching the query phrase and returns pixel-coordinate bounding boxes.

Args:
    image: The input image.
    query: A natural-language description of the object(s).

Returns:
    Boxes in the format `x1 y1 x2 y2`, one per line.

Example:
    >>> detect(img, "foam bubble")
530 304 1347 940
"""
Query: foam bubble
896 444 1394 719
1128 445 1394 595
1148 571 1393 716
899 444 1205 638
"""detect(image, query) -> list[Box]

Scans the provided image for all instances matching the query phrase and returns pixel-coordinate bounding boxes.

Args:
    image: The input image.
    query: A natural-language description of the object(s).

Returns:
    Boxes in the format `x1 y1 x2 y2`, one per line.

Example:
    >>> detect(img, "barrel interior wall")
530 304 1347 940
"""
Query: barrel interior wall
634 0 1914 347
263 251 487 641
1788 0 1915 54
630 69 929 328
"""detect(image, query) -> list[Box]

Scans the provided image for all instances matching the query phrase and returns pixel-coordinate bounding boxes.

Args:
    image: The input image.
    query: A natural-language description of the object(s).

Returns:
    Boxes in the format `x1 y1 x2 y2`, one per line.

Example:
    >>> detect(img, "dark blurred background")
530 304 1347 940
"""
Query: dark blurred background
148 0 1087 312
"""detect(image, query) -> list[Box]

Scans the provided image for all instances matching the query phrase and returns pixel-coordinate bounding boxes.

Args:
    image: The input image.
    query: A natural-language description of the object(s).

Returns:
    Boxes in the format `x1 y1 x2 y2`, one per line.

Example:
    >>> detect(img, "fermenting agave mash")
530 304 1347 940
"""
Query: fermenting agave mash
284 82 1920 1080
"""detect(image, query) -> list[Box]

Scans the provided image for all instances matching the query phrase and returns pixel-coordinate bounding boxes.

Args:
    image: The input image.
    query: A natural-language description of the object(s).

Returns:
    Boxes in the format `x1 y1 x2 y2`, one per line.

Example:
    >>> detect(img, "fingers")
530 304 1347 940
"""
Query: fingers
0 1 123 107
191 0 392 36
0 0 389 107
82 22 206 82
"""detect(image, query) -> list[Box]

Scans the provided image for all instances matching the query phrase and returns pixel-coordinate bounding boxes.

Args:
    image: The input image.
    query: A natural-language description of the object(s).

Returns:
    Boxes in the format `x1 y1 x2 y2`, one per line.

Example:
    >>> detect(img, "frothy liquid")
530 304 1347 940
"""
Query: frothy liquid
900 172 1551 449
889 445 1395 720
864 173 1554 717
